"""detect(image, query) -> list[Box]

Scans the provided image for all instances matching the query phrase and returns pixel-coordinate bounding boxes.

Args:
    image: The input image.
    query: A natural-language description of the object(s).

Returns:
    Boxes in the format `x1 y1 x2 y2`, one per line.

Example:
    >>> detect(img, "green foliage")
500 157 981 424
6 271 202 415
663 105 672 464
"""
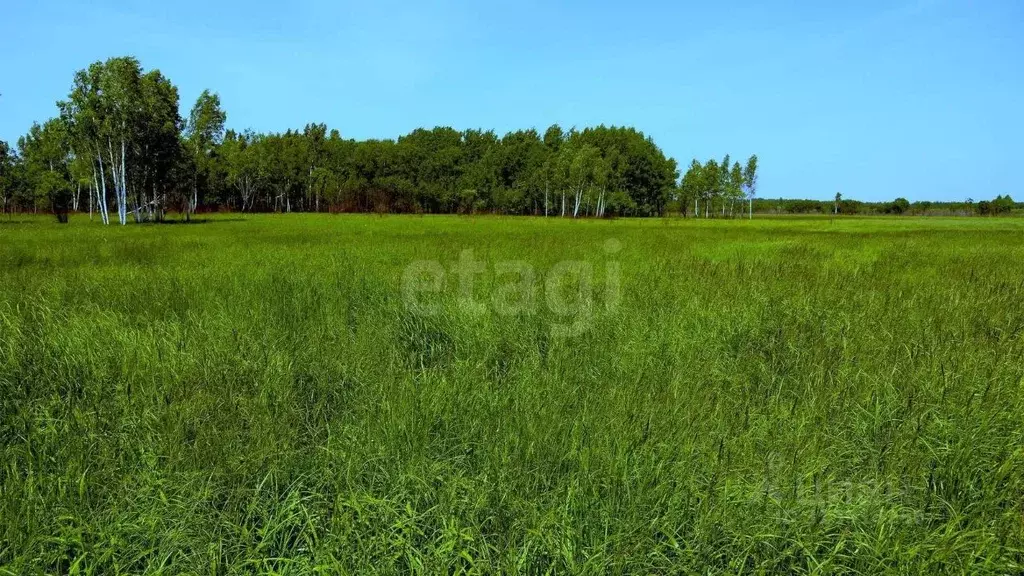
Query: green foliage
977 195 1016 216
675 154 754 218
56 56 184 223
888 197 911 214
1 215 1022 573
743 154 758 199
185 90 228 215
187 90 227 148
194 124 678 216
10 55 1022 220
0 141 13 212
749 197 1016 217
10 57 682 219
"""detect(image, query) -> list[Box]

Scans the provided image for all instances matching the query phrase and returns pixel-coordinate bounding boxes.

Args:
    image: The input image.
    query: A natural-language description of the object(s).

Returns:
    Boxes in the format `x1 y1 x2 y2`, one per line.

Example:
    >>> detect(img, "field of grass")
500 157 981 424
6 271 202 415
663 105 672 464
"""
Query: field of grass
1 214 1023 574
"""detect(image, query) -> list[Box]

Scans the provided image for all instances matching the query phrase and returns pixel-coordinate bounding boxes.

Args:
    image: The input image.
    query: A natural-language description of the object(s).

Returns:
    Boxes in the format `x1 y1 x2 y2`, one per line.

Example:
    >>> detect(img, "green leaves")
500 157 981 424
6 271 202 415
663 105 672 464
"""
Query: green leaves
17 57 699 219
53 57 185 222
743 154 759 200
186 90 227 150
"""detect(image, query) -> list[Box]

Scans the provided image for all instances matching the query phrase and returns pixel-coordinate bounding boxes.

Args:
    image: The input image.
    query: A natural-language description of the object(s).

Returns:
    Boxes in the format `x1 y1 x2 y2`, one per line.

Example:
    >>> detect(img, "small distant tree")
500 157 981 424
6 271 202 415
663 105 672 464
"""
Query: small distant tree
702 159 719 218
834 192 841 215
889 197 910 214
0 141 13 215
992 194 1014 215
680 160 702 217
719 154 730 216
730 162 743 217
743 155 758 219
839 199 861 214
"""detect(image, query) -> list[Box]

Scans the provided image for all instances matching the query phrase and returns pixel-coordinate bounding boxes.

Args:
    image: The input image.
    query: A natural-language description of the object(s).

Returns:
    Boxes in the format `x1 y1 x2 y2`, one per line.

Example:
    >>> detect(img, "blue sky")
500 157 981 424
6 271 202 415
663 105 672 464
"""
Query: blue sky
1 0 1021 202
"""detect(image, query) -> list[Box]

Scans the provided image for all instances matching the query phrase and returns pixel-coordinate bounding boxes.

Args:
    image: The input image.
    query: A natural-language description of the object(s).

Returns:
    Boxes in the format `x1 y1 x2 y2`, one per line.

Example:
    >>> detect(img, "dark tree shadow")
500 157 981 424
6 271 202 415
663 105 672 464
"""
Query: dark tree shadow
144 217 248 225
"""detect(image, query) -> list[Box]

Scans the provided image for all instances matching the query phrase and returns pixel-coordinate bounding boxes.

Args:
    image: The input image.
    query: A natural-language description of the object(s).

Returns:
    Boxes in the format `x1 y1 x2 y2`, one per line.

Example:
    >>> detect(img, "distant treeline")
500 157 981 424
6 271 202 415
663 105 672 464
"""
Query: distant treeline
0 56 1016 222
738 195 1019 217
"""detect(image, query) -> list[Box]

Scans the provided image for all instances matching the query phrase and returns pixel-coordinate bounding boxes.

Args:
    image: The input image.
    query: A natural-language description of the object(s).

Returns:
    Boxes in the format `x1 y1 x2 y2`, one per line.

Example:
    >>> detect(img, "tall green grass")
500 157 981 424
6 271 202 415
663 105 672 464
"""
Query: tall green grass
1 214 1022 574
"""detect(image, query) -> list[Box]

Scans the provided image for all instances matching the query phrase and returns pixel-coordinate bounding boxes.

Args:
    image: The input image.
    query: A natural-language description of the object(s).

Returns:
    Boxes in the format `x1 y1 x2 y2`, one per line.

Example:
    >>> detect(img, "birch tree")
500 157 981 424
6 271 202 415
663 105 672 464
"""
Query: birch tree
743 155 758 219
59 57 180 224
60 62 108 224
702 159 719 218
185 90 227 220
136 70 184 221
681 160 702 218
730 161 743 218
0 141 14 215
719 154 731 216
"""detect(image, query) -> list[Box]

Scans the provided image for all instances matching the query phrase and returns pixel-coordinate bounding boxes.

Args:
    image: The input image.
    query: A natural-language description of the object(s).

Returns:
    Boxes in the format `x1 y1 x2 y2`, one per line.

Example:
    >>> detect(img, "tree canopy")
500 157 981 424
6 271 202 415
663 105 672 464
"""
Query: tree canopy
3 56 1014 222
1 57 689 222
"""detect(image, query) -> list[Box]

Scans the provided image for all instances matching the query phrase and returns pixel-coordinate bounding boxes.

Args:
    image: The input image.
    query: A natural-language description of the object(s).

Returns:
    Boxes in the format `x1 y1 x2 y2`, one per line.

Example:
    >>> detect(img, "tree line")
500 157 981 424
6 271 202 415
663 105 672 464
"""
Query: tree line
679 155 759 218
750 195 1018 217
0 56 703 222
2 56 1013 223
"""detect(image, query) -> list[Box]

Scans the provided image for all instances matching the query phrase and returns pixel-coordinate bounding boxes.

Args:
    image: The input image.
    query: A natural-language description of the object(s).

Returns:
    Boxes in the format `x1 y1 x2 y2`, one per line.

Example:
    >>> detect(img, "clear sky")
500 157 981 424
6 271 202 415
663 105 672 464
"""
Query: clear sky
1 0 1021 202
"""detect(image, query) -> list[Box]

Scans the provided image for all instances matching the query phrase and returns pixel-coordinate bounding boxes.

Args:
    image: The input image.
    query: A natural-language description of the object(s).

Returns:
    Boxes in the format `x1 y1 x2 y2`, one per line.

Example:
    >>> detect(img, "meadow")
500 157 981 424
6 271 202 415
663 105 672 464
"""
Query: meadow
1 214 1022 574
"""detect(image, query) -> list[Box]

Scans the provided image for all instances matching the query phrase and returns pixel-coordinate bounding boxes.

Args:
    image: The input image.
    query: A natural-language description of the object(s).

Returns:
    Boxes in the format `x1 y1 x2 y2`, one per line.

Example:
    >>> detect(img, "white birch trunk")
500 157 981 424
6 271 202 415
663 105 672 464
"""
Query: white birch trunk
96 153 110 225
107 141 124 225
120 139 130 224
107 142 117 223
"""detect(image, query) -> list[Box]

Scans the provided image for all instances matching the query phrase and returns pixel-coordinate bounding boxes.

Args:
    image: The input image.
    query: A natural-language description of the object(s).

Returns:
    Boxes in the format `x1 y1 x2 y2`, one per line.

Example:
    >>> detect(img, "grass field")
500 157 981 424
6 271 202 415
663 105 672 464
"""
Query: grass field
1 214 1023 574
